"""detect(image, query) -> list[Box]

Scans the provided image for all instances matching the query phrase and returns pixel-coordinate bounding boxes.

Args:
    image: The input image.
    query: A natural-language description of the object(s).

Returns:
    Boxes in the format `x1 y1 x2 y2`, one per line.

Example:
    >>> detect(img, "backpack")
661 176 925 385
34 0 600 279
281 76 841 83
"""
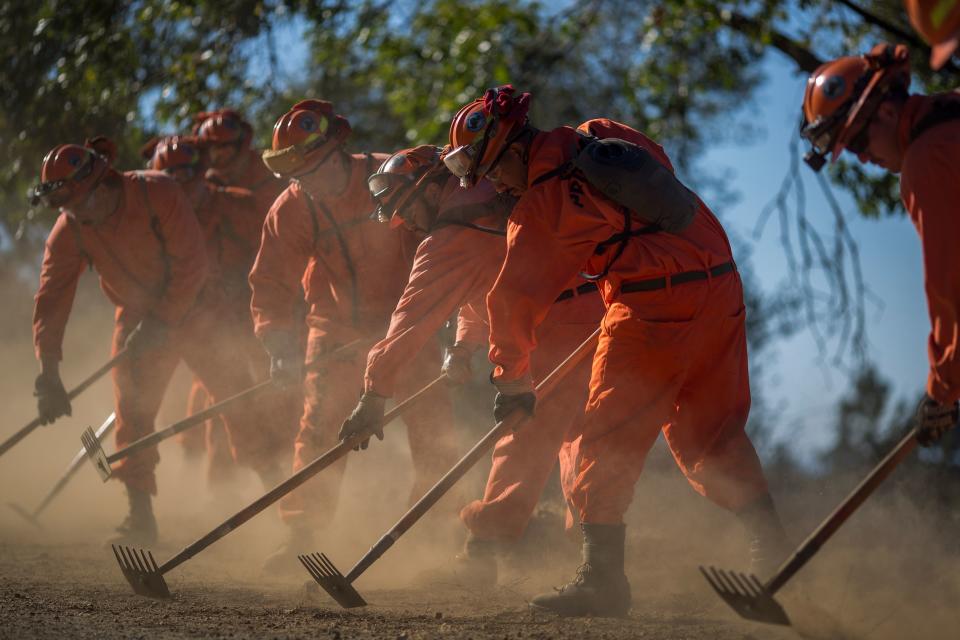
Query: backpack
533 131 698 234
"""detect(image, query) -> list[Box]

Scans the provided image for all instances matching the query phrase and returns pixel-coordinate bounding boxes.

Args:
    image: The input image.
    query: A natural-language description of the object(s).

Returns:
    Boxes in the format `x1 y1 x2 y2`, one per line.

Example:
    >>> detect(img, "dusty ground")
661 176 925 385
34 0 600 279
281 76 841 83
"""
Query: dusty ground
1 282 958 639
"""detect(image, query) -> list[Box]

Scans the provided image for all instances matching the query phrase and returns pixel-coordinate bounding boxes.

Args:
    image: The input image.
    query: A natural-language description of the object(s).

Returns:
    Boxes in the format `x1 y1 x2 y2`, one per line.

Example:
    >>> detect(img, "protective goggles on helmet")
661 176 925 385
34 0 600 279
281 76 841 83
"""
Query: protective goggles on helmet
369 164 445 226
28 153 97 208
162 163 201 183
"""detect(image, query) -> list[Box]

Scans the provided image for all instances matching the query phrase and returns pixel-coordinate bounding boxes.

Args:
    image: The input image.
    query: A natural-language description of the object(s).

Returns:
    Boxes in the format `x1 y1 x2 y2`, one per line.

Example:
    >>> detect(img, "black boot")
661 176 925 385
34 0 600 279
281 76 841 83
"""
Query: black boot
737 493 790 579
529 523 631 617
105 484 158 548
451 534 498 588
261 522 315 576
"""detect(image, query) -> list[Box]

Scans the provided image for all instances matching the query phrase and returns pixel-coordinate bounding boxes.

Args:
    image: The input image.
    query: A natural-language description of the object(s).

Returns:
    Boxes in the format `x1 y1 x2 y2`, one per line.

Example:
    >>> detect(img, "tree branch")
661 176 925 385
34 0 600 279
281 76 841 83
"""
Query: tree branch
724 11 823 72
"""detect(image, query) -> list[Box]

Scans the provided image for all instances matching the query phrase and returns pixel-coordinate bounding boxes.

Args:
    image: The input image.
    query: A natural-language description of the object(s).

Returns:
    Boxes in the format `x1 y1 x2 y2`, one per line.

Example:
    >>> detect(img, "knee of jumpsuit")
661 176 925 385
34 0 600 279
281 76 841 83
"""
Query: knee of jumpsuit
278 351 363 526
178 378 212 454
662 277 767 512
110 341 180 496
569 301 695 525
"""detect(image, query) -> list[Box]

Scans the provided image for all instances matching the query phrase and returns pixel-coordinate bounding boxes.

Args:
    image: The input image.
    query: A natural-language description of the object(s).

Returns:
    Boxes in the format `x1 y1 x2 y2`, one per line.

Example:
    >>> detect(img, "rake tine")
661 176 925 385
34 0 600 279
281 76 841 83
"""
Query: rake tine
111 544 125 569
138 549 152 573
699 566 722 593
729 571 756 597
319 553 340 577
715 568 740 595
298 555 321 581
148 550 160 573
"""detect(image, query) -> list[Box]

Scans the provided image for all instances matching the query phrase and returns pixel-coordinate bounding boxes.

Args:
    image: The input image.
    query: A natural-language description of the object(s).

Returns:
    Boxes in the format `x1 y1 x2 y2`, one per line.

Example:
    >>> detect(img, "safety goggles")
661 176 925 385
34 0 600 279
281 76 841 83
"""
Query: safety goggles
28 154 96 208
162 163 200 183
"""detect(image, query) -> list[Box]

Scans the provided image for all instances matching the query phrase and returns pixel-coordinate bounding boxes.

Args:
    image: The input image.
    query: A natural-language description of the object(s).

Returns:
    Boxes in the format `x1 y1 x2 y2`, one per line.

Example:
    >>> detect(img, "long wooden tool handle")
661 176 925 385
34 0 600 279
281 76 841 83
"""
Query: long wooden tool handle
0 350 128 459
35 413 116 516
345 327 601 583
158 374 446 575
765 427 918 594
106 381 273 463
105 338 367 464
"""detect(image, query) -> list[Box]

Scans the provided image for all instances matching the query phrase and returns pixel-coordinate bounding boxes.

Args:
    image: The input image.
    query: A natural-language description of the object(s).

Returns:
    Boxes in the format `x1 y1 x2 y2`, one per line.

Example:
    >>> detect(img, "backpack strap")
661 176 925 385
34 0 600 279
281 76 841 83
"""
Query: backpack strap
909 97 960 143
137 175 172 289
304 193 360 325
65 216 93 271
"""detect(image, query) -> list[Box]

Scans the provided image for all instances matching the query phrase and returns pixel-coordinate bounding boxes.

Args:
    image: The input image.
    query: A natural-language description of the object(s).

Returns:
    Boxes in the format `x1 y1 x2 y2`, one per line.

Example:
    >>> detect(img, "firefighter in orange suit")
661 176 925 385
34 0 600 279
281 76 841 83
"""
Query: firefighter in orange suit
800 43 959 446
248 101 456 572
443 86 788 616
338 146 603 586
31 138 283 546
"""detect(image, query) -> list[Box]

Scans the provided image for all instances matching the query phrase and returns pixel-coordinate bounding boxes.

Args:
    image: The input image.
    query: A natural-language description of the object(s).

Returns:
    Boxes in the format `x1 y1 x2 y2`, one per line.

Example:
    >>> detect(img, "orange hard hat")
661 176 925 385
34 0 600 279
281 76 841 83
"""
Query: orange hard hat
147 135 204 182
800 43 910 170
905 0 960 69
261 99 352 177
30 141 111 209
367 145 445 226
444 85 531 187
193 108 253 146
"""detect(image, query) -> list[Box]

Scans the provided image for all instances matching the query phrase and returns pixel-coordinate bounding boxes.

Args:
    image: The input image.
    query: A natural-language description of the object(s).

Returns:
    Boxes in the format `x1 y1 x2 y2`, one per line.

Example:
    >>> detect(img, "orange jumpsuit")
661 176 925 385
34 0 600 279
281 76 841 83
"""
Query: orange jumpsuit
364 176 603 541
33 171 277 495
182 183 295 484
249 153 455 526
897 94 960 405
487 119 770 525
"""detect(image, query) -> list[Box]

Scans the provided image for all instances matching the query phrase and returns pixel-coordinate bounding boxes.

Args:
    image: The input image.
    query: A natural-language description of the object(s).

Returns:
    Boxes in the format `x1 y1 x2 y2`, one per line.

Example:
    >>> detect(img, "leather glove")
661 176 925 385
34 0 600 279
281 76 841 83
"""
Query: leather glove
34 370 71 425
263 330 302 389
914 394 959 447
441 344 474 386
492 373 536 424
339 392 387 451
124 316 168 356
493 391 536 424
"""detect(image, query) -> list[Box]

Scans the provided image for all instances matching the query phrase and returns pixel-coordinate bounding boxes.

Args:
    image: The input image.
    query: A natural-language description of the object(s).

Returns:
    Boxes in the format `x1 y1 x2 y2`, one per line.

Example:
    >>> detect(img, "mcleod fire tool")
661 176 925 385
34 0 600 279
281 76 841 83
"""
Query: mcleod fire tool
81 339 365 482
701 425 937 626
111 373 445 599
301 328 601 609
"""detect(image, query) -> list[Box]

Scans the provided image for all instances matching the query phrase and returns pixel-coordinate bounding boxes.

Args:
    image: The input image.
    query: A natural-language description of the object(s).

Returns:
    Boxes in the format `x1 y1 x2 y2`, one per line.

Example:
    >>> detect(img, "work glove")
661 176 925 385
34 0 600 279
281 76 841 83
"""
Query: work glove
914 394 959 447
339 392 387 451
491 373 536 424
34 370 71 425
263 330 302 389
441 344 474 386
124 316 168 357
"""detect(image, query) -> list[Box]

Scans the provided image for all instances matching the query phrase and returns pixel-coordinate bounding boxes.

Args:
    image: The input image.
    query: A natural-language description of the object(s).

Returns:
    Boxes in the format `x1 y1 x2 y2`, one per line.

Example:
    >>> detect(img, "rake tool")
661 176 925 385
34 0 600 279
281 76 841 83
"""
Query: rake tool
700 425 924 626
0 349 127 460
8 412 116 528
111 373 446 598
301 327 601 608
81 339 364 482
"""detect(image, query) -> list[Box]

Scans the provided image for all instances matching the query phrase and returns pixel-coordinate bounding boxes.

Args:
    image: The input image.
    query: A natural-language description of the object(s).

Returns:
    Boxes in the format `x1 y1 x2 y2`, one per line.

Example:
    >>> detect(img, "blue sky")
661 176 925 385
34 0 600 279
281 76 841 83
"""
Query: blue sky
699 53 927 463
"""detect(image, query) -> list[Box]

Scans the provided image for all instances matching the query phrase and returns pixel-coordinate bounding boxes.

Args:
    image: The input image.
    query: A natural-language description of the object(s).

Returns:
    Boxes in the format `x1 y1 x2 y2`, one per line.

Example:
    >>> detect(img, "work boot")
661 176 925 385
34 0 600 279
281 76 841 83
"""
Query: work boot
261 522 314 577
451 535 499 588
737 493 790 579
105 485 158 548
529 523 631 617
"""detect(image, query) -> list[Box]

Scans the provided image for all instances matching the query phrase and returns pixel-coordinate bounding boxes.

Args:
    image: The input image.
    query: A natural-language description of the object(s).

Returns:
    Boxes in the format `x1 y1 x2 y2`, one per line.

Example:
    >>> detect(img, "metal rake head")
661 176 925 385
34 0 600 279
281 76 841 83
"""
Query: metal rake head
299 552 367 608
699 565 790 626
81 426 112 482
112 545 171 599
7 502 42 529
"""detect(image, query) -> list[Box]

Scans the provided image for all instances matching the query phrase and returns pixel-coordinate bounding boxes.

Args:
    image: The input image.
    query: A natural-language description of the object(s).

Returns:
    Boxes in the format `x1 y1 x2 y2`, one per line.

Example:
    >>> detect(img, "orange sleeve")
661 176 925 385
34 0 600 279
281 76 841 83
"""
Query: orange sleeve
33 216 86 362
487 187 607 383
901 139 960 404
364 227 493 396
249 189 314 339
150 181 209 326
455 301 489 349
